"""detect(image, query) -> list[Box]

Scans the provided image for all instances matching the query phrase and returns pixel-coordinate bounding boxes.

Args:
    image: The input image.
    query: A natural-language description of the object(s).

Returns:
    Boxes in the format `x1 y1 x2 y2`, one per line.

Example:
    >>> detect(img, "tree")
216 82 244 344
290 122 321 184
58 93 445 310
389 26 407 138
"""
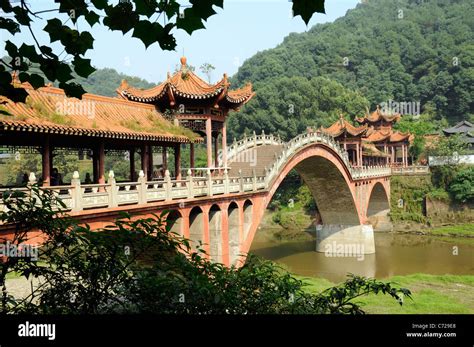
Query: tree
0 0 326 102
449 166 474 203
227 76 369 141
427 134 469 159
200 63 215 83
231 0 474 130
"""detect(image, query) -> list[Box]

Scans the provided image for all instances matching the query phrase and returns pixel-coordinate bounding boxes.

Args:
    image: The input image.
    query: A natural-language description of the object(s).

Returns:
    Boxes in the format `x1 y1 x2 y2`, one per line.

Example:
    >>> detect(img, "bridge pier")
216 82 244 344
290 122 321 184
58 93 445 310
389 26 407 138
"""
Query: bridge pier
316 224 375 255
367 209 393 232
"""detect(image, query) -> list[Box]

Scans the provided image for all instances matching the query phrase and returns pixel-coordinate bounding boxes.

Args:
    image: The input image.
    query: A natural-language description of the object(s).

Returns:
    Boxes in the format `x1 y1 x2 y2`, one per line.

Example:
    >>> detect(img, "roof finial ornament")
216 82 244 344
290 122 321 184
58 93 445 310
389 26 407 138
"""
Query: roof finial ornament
339 113 344 126
180 56 187 67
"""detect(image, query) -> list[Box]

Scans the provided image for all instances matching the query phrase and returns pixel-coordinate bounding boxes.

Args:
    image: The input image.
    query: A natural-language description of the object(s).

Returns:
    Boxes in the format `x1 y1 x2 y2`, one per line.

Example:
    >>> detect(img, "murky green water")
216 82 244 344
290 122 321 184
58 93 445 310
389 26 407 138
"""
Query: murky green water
250 232 474 282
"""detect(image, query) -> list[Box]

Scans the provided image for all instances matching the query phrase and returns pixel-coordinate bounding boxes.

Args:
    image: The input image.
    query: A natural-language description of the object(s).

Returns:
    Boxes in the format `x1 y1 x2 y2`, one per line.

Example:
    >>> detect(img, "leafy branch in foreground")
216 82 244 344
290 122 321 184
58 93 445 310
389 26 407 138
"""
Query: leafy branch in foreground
0 0 325 102
0 183 410 314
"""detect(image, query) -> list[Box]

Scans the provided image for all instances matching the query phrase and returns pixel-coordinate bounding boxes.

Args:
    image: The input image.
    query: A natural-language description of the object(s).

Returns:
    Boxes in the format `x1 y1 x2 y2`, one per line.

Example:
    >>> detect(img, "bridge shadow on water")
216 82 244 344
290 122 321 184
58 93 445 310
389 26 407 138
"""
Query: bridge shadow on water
249 240 315 261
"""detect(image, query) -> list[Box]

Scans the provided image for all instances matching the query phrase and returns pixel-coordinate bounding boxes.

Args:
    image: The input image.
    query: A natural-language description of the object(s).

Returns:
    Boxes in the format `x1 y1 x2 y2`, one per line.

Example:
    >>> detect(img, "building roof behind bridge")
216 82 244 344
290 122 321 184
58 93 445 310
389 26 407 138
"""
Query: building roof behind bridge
320 115 368 137
443 120 474 135
355 106 401 125
0 80 201 143
116 57 255 110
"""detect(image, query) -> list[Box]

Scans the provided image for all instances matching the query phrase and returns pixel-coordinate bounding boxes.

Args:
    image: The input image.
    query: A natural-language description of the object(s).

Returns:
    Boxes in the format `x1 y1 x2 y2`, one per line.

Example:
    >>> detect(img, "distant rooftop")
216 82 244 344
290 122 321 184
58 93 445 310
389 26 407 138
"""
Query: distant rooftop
443 120 474 135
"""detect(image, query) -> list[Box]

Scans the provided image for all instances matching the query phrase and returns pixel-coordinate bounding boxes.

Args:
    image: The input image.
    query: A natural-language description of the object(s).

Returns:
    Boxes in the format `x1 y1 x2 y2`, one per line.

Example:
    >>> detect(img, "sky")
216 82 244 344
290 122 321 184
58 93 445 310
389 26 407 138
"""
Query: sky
1 0 360 84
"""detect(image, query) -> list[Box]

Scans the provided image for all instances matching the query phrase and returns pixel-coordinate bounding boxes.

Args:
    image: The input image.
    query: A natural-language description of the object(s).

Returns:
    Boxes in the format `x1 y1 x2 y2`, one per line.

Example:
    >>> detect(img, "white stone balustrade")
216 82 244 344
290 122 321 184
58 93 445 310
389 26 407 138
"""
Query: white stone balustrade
0 131 393 214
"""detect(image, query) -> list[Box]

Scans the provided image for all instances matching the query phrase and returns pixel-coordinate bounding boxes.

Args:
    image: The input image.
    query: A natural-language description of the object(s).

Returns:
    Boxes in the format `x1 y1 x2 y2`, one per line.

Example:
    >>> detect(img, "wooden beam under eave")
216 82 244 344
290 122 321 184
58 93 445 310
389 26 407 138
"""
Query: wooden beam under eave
167 86 176 107
213 86 228 109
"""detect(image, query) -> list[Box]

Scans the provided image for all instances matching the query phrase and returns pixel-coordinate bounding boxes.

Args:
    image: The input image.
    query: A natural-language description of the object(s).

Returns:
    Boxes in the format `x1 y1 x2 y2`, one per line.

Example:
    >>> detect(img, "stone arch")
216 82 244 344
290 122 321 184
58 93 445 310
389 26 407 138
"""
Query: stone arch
243 199 253 241
367 182 391 231
189 206 204 251
209 204 222 263
265 145 361 225
228 201 240 266
165 210 182 235
245 143 374 255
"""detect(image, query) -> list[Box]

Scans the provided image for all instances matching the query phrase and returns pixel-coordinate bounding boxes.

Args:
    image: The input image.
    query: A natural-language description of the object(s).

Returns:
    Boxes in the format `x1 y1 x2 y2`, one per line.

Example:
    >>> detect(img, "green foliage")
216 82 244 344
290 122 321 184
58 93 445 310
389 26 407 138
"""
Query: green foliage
390 175 433 223
228 76 369 140
0 0 224 101
0 0 327 102
426 134 469 159
426 188 450 202
73 68 155 97
0 185 410 314
448 166 474 203
430 165 461 191
393 114 440 162
232 0 474 131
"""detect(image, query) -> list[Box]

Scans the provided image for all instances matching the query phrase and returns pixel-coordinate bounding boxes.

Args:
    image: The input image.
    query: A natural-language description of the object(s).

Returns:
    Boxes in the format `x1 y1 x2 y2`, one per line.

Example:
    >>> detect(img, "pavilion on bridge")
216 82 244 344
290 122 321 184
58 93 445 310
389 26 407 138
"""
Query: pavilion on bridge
321 107 413 167
116 56 255 169
0 57 254 187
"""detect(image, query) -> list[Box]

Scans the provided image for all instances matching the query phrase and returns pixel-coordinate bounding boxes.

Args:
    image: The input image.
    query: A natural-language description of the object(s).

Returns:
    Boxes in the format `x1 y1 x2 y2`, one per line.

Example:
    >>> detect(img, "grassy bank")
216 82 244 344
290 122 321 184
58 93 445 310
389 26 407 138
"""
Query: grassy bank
299 274 474 314
424 223 474 237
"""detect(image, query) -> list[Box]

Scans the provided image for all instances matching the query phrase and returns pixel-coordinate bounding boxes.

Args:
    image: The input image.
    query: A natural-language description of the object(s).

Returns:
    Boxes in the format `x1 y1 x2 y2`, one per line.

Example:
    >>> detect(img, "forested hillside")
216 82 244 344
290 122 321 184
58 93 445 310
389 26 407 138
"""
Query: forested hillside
228 0 473 140
74 68 155 97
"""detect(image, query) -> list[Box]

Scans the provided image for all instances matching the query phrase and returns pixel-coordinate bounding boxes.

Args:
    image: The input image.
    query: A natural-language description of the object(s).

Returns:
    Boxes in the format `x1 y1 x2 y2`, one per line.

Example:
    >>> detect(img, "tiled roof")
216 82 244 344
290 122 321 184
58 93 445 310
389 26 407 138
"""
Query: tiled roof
321 115 368 137
364 127 411 143
443 120 474 135
355 106 401 124
362 142 389 157
117 57 254 108
0 82 201 143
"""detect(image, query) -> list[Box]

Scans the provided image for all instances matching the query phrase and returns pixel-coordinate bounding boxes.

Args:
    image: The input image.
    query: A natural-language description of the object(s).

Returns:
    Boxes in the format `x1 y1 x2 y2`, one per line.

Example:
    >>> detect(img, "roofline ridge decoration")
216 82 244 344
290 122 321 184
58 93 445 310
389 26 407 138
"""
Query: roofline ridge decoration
117 57 254 107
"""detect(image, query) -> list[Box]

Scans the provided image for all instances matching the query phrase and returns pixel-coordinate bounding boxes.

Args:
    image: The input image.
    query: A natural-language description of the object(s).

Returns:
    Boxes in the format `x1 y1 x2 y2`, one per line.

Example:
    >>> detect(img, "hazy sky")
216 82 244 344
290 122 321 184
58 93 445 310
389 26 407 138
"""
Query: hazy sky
2 0 359 84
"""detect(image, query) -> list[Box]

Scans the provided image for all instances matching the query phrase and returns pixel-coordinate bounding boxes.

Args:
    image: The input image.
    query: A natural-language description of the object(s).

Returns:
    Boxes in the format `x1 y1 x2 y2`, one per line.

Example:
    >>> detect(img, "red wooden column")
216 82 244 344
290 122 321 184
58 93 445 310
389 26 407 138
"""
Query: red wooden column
141 144 149 179
42 135 51 186
92 150 98 183
213 135 219 168
148 145 154 180
206 117 212 168
98 141 105 184
355 142 360 167
222 122 227 168
162 146 168 174
174 144 181 180
129 148 135 181
404 143 408 167
189 143 195 171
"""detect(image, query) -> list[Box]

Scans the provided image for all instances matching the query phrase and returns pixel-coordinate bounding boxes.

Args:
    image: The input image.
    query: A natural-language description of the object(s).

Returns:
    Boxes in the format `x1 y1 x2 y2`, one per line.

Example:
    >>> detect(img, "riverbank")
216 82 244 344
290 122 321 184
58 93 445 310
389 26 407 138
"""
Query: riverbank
298 274 474 314
259 207 474 243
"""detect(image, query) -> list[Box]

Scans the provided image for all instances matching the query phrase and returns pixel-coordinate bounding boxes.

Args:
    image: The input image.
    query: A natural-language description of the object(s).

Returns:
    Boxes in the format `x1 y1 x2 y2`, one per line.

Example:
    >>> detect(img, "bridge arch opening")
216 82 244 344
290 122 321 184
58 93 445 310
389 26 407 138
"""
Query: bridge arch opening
189 206 204 251
228 202 240 265
165 210 182 236
209 204 222 263
367 182 391 231
293 156 360 226
243 200 253 241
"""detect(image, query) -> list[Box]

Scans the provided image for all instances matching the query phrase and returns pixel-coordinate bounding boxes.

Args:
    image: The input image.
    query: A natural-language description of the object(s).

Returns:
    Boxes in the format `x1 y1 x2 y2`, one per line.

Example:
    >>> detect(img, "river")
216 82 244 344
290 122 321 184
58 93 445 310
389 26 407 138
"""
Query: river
250 232 474 282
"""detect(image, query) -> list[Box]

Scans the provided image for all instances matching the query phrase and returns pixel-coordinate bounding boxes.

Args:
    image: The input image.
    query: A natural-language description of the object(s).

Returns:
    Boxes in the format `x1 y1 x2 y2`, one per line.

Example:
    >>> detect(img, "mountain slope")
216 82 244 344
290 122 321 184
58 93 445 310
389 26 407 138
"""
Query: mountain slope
230 0 473 135
75 68 155 97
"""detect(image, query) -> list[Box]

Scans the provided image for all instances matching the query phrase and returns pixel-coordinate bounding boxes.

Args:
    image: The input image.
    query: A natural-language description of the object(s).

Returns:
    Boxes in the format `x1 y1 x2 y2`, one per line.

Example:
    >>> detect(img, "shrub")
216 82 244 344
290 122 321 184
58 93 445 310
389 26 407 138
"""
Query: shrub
449 166 474 203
